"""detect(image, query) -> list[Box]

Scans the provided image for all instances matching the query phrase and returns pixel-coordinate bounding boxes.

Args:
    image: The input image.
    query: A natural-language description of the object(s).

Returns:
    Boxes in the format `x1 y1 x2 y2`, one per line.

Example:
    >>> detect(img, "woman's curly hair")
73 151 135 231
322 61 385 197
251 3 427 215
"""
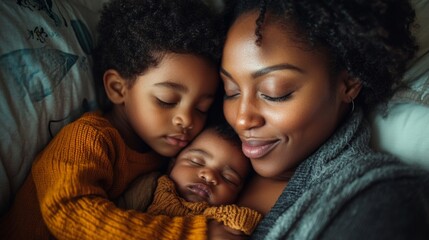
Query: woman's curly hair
93 0 224 111
229 0 418 107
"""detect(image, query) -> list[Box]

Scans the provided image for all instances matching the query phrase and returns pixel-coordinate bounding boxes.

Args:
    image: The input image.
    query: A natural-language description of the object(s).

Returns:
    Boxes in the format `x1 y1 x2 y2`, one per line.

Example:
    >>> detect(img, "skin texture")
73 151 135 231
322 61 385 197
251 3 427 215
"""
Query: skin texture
104 53 219 157
207 12 361 239
209 0 418 238
170 128 250 205
221 12 360 181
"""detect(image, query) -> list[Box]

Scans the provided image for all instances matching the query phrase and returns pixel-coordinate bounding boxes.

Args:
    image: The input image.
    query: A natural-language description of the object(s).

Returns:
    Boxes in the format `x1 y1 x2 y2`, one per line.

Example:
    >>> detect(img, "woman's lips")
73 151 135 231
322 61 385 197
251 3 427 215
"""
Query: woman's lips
241 139 279 159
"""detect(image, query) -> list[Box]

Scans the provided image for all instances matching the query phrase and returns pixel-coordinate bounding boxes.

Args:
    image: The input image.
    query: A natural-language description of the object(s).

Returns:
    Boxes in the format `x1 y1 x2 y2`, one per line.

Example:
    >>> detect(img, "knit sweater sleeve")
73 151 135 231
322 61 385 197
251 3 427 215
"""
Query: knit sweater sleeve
32 118 207 240
203 205 262 235
147 176 262 235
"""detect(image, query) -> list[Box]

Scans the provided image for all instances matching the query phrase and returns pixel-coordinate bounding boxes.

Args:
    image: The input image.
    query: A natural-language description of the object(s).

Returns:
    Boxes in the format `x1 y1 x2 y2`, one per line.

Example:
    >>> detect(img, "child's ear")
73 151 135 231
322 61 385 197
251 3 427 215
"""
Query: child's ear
338 70 362 103
103 69 127 104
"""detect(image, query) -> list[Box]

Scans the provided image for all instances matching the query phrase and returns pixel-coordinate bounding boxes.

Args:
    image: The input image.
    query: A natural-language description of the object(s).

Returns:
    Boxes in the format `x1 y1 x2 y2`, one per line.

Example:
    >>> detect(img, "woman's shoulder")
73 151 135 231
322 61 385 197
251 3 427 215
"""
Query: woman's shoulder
261 152 429 240
320 175 429 240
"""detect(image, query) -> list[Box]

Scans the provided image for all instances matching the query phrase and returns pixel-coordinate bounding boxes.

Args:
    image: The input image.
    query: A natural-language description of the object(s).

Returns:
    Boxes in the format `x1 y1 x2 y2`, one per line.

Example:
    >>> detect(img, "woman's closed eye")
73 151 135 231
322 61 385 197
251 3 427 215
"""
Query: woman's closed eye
224 92 240 100
223 87 240 100
261 92 293 102
222 78 240 100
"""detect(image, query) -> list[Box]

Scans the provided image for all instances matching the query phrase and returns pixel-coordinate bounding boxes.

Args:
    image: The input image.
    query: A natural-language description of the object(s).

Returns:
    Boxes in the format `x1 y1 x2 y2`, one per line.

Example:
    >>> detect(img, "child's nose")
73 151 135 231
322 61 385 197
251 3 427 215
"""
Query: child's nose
172 111 193 132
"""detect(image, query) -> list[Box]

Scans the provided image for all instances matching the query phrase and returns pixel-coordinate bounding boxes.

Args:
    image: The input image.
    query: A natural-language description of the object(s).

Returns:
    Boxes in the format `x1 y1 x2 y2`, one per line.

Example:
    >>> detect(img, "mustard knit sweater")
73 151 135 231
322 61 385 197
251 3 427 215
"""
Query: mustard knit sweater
0 112 208 240
147 176 262 235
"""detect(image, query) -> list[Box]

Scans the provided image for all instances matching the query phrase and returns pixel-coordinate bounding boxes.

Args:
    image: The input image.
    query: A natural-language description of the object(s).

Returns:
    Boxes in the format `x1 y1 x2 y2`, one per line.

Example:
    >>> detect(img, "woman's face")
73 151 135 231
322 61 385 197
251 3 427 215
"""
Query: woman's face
221 12 348 179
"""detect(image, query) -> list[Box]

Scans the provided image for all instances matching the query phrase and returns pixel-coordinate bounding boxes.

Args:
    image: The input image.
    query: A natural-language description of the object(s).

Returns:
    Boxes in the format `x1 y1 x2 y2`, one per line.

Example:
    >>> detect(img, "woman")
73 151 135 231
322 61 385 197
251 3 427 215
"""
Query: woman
213 0 429 239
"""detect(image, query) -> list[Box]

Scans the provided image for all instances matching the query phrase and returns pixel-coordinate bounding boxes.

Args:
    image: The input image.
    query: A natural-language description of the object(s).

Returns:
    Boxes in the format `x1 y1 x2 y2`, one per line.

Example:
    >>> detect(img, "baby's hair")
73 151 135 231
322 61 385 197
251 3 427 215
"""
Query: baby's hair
207 117 242 149
229 0 418 108
93 0 225 111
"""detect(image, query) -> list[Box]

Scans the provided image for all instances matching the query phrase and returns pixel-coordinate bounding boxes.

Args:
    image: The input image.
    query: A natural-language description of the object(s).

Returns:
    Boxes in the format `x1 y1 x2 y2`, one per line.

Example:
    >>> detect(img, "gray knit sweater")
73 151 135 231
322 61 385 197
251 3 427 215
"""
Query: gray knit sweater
252 109 429 240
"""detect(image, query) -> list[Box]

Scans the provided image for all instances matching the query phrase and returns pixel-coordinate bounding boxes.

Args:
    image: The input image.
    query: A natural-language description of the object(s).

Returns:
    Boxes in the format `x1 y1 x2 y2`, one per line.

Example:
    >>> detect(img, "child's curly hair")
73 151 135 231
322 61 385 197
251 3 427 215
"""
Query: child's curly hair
229 0 418 107
93 0 224 111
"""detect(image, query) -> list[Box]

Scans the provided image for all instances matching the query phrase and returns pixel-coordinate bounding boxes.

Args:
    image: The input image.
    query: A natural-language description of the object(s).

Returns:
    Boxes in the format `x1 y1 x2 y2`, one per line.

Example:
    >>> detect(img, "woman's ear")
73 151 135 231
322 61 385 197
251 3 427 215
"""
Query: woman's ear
338 70 362 103
103 69 127 104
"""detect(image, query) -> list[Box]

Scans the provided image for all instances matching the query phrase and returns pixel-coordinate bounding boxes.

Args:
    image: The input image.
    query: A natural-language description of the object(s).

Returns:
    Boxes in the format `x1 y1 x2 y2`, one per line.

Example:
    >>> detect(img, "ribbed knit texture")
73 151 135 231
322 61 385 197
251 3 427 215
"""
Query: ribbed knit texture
251 109 429 240
148 175 262 235
0 111 208 240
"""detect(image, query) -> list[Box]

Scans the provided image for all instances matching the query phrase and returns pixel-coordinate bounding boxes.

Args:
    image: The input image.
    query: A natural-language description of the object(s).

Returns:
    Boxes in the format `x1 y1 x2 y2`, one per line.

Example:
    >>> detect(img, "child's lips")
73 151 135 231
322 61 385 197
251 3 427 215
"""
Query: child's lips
187 183 211 201
165 134 189 147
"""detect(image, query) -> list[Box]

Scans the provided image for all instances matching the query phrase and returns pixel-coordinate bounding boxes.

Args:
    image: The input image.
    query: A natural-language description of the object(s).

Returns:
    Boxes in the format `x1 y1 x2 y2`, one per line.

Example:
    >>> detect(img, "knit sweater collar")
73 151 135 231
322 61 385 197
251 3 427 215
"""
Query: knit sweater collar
258 109 369 231
282 109 366 207
252 109 428 240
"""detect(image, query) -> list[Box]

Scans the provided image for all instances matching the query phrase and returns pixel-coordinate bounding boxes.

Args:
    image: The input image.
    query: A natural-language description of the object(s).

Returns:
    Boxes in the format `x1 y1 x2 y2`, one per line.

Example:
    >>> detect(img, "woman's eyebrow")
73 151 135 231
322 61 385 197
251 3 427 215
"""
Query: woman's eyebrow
252 64 305 78
220 67 232 79
220 63 305 80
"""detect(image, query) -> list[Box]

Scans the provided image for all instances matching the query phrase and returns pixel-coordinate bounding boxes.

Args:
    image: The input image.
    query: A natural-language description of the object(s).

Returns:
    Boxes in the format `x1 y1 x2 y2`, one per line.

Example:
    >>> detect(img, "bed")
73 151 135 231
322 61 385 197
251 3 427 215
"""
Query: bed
1 0 428 216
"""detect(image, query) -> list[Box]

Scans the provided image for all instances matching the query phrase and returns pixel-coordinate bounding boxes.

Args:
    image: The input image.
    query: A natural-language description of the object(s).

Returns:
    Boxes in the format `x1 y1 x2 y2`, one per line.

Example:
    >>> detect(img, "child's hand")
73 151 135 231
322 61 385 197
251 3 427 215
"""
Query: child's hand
207 220 248 240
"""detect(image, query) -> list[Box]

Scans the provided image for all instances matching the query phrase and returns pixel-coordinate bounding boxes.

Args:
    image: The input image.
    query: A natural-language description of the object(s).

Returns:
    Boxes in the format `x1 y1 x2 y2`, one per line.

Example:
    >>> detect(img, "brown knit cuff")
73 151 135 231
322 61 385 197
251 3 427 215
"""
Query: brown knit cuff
147 176 208 216
203 205 262 235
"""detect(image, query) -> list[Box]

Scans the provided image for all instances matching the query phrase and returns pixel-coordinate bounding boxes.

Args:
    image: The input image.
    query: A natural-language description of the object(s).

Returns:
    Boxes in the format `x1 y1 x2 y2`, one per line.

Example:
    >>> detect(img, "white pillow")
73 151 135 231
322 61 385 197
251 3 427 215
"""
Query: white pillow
369 0 429 170
370 103 429 170
0 0 101 214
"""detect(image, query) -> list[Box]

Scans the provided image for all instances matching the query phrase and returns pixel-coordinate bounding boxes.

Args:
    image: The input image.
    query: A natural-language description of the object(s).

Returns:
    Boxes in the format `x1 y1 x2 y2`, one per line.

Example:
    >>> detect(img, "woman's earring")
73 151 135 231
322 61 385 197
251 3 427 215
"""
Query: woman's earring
350 97 355 113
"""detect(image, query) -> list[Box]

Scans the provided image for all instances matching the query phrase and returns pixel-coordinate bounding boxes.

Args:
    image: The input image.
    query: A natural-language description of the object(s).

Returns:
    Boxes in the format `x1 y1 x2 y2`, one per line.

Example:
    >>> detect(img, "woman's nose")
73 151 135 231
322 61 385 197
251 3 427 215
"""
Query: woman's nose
199 169 218 185
234 98 264 131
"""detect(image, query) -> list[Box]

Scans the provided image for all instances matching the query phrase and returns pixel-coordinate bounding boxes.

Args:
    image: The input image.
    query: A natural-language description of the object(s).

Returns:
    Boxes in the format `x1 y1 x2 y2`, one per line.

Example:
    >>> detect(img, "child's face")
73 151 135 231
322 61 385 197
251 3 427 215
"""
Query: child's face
169 128 250 205
122 53 219 157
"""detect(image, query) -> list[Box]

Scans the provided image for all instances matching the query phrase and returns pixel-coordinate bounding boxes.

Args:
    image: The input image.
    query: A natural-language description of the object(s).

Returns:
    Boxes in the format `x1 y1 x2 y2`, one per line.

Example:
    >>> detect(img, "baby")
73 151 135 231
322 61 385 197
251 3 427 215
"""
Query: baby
119 122 262 235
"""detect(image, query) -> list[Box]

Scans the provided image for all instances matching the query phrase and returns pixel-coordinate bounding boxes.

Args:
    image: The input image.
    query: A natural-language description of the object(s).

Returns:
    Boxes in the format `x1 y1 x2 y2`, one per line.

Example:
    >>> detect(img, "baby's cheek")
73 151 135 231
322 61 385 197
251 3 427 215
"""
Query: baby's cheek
218 186 240 205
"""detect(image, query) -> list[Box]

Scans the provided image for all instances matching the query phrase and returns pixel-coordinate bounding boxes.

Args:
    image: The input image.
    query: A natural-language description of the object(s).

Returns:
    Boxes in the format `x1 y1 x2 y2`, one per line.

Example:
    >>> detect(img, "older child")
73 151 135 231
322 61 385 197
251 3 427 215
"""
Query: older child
119 122 262 235
0 0 224 239
214 0 429 239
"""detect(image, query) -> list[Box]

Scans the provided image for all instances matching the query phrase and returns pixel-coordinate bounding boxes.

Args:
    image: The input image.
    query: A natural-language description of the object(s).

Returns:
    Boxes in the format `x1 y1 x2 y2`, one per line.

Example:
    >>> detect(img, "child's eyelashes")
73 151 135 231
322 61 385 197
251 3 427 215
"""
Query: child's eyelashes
196 108 208 114
156 99 208 114
222 175 240 187
156 98 176 108
189 158 204 166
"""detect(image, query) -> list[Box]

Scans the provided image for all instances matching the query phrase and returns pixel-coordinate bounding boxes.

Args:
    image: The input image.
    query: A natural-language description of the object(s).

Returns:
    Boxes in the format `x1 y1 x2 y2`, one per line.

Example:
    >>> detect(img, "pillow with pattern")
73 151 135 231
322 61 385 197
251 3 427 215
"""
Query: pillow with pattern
0 0 101 214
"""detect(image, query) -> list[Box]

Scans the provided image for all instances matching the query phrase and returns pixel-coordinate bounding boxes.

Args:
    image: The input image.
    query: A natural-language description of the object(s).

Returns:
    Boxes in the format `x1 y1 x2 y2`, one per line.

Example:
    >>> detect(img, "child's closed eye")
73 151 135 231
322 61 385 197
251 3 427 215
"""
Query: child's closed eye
222 173 240 187
156 98 176 108
189 157 205 166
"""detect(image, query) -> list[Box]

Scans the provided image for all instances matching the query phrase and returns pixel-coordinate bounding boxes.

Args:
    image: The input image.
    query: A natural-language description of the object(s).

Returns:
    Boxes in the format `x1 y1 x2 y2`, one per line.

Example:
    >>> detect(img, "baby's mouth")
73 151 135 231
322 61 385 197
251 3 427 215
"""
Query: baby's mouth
187 183 211 201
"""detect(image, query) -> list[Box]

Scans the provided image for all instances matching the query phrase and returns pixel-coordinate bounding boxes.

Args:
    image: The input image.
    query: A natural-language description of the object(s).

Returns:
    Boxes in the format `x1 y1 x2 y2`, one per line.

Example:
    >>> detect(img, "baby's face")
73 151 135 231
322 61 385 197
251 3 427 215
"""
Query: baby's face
169 128 250 205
